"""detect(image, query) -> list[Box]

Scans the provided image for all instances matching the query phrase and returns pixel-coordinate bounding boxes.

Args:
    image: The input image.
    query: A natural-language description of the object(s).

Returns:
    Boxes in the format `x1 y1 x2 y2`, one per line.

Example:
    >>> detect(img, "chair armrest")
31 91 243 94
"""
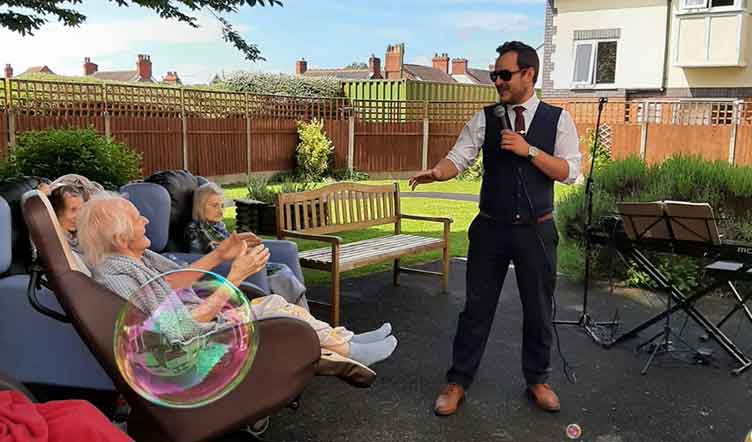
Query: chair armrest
238 281 269 300
279 230 341 245
400 214 453 224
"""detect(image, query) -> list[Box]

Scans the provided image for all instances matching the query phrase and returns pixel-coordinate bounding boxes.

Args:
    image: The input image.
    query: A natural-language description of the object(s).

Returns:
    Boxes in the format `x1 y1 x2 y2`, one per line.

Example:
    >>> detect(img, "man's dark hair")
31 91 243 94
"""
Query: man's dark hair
497 41 539 84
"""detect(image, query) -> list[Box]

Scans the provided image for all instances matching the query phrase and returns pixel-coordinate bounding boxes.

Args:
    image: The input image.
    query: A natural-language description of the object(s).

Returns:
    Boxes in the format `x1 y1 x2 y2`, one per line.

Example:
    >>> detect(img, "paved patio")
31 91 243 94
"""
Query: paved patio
260 259 752 442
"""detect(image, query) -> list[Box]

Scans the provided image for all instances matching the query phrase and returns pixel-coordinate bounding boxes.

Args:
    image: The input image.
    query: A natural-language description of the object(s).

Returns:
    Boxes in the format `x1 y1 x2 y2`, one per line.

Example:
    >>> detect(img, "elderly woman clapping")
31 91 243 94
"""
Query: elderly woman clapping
185 182 307 307
77 194 398 381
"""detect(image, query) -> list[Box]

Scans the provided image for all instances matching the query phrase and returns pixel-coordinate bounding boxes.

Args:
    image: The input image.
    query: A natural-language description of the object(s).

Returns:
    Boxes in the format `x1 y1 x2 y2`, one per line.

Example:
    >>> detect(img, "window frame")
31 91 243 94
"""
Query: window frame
681 0 742 12
571 39 618 88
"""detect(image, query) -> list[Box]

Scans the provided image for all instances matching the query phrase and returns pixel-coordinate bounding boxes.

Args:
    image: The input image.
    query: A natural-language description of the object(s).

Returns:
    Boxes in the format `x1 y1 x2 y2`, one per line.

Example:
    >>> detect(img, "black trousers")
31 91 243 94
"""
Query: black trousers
447 213 559 388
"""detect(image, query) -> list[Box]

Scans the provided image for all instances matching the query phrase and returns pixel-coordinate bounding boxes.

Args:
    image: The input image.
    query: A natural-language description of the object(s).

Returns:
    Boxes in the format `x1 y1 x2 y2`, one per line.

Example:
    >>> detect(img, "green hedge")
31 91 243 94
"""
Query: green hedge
215 72 344 97
556 155 752 291
0 128 142 189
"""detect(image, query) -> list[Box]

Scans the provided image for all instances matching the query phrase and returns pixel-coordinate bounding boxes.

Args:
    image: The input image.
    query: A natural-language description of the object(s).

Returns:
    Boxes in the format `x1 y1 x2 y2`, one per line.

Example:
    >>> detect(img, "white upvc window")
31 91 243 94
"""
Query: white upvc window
681 0 740 10
572 40 618 87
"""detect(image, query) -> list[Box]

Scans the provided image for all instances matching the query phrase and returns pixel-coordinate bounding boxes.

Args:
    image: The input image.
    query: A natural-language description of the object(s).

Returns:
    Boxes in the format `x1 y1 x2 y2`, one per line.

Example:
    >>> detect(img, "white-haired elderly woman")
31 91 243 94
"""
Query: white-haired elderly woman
185 182 308 309
77 193 398 381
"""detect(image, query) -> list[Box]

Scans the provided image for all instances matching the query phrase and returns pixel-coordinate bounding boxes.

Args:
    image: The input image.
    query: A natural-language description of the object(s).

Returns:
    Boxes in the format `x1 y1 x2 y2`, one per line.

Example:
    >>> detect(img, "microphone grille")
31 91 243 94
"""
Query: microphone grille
493 105 506 118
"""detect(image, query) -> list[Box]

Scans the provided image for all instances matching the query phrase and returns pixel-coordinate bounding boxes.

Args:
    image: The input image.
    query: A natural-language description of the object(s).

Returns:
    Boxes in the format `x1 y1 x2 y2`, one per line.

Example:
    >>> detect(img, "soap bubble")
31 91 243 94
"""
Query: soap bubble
114 269 257 408
566 423 582 440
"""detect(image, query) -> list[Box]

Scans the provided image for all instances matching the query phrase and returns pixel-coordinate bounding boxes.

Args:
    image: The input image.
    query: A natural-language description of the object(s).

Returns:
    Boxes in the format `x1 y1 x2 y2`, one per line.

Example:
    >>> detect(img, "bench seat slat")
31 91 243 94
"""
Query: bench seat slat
299 234 444 271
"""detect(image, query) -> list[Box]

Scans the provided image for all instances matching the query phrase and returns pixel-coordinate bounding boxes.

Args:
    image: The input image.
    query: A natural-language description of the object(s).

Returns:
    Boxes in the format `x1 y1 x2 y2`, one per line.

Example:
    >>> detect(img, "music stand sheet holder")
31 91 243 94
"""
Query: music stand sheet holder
605 201 752 375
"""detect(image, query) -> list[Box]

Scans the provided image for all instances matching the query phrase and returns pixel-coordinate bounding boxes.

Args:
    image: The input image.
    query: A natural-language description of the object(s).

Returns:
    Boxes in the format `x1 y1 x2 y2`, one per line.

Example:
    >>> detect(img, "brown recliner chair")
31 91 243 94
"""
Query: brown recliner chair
22 190 321 442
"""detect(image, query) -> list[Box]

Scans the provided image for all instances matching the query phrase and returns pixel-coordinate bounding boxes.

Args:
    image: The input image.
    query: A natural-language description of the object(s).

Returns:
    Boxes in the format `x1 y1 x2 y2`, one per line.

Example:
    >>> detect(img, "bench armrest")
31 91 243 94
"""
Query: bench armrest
279 229 341 245
400 214 453 224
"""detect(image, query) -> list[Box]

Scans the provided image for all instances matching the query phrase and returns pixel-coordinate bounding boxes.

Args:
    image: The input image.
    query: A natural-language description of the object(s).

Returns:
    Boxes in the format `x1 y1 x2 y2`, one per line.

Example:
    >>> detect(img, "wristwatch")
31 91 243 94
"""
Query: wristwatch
527 145 541 161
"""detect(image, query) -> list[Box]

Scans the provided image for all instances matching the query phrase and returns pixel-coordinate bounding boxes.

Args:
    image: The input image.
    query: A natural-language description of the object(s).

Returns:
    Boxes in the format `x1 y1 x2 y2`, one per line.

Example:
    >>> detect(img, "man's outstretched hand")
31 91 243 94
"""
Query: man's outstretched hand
408 168 439 191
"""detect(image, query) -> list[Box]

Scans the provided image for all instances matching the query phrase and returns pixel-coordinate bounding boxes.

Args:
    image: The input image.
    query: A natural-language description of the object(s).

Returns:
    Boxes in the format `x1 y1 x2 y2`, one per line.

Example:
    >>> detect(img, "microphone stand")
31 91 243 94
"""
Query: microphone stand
553 96 618 345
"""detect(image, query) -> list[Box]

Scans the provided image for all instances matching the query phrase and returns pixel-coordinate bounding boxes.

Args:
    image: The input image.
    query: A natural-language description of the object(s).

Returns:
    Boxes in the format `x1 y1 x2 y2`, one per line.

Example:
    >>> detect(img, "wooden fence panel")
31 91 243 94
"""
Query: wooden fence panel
427 122 464 167
645 124 731 164
250 118 297 172
574 123 642 161
0 111 7 158
187 117 246 177
110 116 182 177
323 119 349 170
15 115 104 134
734 126 752 166
354 121 422 172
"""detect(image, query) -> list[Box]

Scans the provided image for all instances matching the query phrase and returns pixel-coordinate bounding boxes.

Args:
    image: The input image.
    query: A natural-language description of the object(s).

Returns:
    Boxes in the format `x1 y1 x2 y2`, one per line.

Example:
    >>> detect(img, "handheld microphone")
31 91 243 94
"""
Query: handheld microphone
493 104 510 131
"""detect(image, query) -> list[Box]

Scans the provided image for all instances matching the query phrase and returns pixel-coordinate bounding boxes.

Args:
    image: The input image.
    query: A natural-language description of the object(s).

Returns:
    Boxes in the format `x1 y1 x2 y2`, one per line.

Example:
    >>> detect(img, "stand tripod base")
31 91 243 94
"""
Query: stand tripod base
637 327 706 375
554 314 619 345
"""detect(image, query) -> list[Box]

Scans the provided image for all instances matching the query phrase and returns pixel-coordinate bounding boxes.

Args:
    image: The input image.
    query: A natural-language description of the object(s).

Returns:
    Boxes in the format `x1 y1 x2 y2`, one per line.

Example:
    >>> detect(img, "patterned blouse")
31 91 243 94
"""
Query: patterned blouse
94 250 217 344
184 220 230 254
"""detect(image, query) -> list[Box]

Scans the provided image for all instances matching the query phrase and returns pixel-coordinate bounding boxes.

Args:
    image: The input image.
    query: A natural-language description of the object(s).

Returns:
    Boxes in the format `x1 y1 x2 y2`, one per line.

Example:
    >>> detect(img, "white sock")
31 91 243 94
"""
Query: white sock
348 336 398 367
352 323 392 344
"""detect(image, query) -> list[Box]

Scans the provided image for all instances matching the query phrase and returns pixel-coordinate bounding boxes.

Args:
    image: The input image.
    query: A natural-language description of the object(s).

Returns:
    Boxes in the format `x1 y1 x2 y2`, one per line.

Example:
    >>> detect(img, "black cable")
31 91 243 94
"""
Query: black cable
517 166 577 384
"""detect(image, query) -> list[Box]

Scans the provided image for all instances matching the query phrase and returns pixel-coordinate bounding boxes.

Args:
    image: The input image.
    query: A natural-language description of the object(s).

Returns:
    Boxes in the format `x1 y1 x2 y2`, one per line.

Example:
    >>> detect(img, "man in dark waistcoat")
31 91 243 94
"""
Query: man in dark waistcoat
409 41 581 415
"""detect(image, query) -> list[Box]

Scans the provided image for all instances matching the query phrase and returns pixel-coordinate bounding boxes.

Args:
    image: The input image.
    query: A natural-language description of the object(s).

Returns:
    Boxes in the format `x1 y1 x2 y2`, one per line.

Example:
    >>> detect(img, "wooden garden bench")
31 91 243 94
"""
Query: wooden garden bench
275 182 452 326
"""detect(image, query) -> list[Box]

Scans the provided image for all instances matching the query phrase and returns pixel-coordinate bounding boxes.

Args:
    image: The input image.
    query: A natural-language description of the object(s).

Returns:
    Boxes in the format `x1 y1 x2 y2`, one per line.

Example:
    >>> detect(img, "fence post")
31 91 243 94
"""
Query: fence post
347 113 355 170
103 84 111 138
729 100 740 165
6 78 15 147
246 92 252 175
422 101 429 171
7 109 15 147
639 102 649 160
180 88 188 171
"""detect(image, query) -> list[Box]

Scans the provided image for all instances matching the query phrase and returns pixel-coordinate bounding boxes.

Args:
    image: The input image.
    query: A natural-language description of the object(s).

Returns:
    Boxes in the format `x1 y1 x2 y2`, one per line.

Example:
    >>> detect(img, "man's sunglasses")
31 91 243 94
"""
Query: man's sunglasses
489 69 525 82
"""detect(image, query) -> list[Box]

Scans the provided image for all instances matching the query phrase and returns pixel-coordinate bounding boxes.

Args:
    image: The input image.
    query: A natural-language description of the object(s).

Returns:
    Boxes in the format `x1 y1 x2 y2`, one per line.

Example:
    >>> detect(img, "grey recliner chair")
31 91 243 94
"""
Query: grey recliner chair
0 190 112 391
22 190 321 442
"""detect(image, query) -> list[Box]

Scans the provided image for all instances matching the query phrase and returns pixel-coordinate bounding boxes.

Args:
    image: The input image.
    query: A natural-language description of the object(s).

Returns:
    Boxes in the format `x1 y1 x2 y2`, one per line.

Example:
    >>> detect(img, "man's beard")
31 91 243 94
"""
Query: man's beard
497 87 518 105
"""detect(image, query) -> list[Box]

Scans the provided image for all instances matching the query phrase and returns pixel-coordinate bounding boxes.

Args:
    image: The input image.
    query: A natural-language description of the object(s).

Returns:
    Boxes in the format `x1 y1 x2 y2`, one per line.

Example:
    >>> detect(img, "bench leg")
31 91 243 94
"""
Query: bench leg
330 270 341 327
442 245 449 292
393 259 400 286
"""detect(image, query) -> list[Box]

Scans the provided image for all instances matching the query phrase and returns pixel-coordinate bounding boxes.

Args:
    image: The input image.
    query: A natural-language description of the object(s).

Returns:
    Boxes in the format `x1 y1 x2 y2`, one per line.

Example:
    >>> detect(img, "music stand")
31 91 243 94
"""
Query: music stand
616 201 706 374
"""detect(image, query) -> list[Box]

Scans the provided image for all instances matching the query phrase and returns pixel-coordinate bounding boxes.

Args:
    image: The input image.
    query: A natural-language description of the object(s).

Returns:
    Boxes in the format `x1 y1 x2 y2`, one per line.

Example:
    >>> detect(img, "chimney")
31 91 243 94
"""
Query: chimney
136 54 152 81
295 58 308 75
83 57 98 76
384 43 405 79
432 53 450 74
4 64 12 79
368 54 382 79
451 58 468 75
162 71 181 85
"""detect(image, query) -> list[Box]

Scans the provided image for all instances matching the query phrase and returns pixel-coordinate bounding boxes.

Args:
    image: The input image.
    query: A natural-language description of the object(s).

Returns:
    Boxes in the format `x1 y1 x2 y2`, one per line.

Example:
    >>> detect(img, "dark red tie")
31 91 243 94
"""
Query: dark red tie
513 106 526 133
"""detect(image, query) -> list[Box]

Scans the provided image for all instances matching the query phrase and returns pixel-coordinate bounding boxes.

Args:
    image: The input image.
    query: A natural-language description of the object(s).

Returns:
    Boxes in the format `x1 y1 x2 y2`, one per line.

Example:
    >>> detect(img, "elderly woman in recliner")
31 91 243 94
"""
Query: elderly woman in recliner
76 193 398 386
185 183 308 308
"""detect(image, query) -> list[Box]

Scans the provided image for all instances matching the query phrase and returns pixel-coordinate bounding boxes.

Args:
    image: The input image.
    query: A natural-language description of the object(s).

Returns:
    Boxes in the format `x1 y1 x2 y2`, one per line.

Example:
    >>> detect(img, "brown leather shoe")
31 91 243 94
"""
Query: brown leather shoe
434 383 465 416
317 350 376 388
527 384 560 412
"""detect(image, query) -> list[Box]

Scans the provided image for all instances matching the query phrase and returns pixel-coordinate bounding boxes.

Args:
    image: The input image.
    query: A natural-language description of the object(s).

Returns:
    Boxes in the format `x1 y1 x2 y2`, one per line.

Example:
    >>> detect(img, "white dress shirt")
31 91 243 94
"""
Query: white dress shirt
446 94 581 184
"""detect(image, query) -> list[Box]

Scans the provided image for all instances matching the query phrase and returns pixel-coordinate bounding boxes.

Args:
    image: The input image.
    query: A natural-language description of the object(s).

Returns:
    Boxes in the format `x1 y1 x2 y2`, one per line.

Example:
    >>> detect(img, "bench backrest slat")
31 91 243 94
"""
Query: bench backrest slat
276 182 400 236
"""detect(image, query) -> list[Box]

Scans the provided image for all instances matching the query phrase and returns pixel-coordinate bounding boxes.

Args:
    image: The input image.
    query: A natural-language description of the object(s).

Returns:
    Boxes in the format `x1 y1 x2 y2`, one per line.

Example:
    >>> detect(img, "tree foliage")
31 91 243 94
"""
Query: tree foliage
0 0 282 61
344 62 368 69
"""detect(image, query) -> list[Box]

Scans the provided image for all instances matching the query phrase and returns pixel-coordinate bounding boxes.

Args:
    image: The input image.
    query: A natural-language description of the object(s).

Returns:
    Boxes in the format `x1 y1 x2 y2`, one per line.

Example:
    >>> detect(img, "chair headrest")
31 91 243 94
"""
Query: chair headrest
0 177 47 273
0 197 11 275
121 182 171 253
22 190 90 277
144 170 200 252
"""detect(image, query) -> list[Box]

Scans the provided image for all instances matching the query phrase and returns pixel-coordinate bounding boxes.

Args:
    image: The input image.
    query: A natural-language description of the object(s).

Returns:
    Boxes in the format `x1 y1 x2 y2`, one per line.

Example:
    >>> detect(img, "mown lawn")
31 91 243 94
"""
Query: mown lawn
223 179 578 285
